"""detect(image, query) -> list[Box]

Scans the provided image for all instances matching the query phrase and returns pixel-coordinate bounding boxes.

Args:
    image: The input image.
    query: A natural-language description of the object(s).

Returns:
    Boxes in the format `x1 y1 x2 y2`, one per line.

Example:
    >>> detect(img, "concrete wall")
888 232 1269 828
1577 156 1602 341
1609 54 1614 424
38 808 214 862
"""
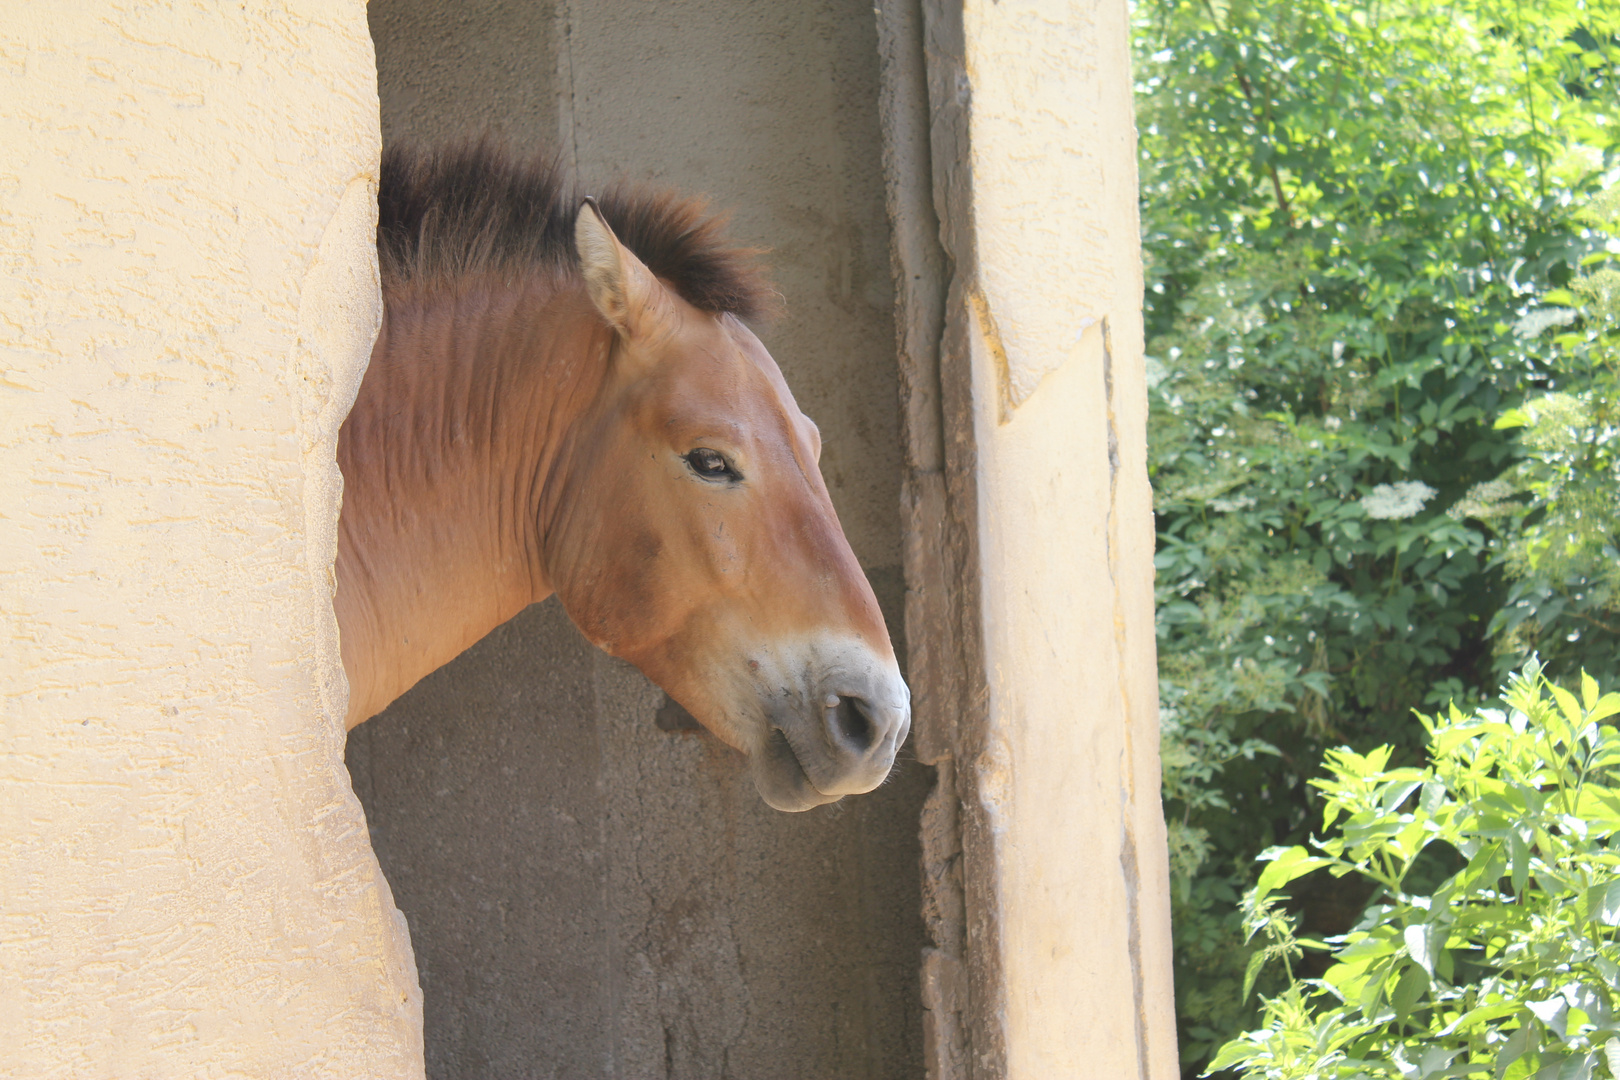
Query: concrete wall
360 1 1178 1076
349 1 929 1076
0 5 422 1076
0 2 1174 1075
881 1 1178 1076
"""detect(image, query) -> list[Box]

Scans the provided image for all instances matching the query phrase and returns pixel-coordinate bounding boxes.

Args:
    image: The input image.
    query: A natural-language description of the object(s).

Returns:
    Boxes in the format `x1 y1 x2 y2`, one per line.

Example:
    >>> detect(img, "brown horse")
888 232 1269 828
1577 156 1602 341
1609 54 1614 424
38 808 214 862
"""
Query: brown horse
334 145 909 811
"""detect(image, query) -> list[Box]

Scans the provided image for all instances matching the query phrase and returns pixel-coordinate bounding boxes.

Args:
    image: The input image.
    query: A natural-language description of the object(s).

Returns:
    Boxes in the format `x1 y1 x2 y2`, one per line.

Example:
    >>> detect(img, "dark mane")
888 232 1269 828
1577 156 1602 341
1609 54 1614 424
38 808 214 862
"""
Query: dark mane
377 142 772 320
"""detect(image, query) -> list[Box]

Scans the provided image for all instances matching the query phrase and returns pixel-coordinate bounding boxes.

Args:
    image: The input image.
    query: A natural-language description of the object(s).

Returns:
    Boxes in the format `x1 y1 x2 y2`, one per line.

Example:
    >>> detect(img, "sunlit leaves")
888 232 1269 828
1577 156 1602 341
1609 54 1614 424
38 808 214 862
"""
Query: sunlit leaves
1211 667 1620 1079
1137 0 1620 1068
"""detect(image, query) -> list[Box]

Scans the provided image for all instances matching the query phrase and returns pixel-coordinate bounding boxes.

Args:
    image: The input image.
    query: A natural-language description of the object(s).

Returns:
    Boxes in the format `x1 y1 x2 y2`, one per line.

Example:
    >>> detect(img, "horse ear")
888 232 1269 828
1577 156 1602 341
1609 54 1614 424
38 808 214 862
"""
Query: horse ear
575 198 657 335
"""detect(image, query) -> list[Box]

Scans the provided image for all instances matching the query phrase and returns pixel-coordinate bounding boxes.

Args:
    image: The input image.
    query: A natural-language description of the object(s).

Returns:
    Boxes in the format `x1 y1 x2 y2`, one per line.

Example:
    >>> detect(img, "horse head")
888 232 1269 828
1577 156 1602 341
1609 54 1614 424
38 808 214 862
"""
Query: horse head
542 203 910 811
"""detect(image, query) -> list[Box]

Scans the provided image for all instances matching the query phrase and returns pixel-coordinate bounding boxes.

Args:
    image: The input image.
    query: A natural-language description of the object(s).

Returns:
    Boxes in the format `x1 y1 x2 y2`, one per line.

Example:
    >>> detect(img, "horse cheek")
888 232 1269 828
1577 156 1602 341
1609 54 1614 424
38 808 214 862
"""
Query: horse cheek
605 531 669 653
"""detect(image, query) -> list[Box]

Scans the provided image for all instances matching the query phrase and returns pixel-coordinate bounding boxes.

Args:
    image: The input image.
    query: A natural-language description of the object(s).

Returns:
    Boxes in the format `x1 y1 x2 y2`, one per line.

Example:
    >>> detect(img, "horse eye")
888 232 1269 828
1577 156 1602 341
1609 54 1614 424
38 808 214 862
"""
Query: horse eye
684 448 738 481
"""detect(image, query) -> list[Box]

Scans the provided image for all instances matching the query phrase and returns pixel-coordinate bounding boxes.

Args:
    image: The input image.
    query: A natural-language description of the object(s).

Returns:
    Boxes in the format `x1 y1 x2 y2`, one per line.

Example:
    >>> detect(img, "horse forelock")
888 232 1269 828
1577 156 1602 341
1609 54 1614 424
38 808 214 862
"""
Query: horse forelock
377 141 777 321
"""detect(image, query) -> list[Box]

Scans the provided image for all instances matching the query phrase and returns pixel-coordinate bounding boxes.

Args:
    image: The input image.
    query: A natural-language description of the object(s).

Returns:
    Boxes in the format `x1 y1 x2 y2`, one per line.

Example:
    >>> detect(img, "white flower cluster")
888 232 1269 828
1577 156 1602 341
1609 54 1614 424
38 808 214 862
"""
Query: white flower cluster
1361 480 1437 520
1447 477 1519 521
1513 307 1577 339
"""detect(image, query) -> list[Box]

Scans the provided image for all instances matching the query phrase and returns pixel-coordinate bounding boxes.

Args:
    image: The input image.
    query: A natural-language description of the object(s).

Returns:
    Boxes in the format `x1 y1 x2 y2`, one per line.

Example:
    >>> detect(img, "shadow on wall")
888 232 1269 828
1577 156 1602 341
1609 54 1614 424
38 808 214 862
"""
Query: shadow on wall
345 594 929 1080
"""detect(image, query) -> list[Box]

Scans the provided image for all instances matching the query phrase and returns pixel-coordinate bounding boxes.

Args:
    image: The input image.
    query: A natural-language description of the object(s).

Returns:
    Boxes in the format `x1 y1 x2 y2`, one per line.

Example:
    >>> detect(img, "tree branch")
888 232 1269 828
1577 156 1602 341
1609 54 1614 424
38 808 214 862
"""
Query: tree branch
1234 69 1297 229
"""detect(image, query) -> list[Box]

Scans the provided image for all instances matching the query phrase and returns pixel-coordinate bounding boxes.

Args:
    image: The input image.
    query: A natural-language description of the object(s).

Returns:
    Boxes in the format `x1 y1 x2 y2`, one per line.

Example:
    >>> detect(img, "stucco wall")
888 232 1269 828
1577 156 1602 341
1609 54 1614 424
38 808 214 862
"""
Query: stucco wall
1 2 1172 1077
884 1 1178 1075
960 2 1176 1066
349 1 928 1076
0 5 422 1076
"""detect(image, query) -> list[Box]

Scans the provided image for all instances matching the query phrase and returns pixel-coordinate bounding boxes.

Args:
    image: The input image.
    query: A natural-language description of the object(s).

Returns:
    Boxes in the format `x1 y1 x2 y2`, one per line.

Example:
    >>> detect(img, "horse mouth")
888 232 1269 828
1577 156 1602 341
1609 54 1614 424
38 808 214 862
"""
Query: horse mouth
751 727 841 812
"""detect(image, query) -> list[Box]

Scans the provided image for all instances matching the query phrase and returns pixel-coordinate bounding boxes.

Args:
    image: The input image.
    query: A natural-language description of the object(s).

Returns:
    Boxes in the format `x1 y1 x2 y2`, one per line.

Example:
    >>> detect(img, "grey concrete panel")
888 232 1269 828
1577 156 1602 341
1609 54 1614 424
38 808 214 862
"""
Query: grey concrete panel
559 0 902 569
371 0 559 152
348 598 927 1079
355 2 925 1076
347 602 609 1078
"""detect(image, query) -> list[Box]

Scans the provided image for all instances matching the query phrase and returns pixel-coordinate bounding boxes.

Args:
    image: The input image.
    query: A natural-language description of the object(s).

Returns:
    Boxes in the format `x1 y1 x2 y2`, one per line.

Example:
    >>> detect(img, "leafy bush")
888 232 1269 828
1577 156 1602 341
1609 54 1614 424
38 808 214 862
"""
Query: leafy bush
1131 0 1620 1066
1461 187 1620 683
1210 664 1620 1079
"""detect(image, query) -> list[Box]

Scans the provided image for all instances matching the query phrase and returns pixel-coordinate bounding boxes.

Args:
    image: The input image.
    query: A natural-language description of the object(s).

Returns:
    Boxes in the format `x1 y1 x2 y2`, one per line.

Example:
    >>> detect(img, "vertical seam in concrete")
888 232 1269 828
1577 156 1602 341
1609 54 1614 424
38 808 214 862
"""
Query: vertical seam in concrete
965 287 1015 426
1118 800 1152 1080
1104 321 1153 1079
590 652 618 1078
918 1 1005 1077
556 0 580 177
876 1 991 1077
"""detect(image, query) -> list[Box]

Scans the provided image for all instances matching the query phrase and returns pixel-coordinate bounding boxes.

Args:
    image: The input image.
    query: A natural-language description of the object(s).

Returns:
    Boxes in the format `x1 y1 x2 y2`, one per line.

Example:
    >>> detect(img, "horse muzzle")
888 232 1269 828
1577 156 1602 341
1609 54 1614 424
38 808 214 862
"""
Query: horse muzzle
748 658 911 812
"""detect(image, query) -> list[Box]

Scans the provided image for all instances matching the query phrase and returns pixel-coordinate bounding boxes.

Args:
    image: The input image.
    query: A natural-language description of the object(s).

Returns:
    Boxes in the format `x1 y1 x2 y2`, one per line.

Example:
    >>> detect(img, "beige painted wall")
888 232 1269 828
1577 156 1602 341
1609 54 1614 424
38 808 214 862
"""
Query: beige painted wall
0 2 1174 1075
963 2 1175 1070
0 5 422 1076
887 0 1178 1075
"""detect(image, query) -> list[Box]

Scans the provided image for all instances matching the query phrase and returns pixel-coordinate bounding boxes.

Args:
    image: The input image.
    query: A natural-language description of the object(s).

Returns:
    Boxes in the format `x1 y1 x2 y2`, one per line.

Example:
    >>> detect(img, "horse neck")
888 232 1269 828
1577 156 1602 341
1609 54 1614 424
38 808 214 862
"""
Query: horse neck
335 275 609 727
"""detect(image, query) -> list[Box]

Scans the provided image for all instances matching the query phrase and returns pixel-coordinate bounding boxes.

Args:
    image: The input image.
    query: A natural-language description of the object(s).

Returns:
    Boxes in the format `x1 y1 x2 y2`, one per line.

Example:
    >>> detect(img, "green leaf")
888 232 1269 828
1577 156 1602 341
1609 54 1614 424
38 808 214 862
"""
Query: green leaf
1204 1039 1262 1072
1587 880 1620 926
1498 1024 1538 1080
1405 922 1439 976
1383 777 1427 812
1254 845 1332 901
1529 997 1572 1042
1529 1054 1595 1080
1393 962 1430 1026
1442 1002 1526 1036
1241 947 1267 1004
1511 829 1532 898
1590 695 1620 725
1551 684 1585 732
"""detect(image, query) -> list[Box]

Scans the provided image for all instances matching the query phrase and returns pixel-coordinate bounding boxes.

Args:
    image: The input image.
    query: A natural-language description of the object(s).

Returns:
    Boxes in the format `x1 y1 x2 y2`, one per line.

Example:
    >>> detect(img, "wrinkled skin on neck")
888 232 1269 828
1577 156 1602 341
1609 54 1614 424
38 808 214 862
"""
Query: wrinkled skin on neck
336 252 909 810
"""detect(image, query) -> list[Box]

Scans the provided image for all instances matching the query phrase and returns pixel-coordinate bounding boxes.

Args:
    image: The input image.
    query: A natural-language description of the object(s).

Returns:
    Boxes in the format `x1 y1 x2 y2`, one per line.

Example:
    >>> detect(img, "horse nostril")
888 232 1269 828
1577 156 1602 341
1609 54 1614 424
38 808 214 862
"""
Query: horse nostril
828 695 877 753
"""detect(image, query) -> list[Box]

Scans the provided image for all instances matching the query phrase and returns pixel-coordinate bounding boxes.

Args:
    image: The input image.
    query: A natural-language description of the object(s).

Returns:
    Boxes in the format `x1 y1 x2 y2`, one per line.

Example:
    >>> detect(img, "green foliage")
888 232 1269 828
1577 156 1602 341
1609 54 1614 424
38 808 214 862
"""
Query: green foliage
1210 665 1620 1079
1132 0 1620 1070
1460 188 1620 680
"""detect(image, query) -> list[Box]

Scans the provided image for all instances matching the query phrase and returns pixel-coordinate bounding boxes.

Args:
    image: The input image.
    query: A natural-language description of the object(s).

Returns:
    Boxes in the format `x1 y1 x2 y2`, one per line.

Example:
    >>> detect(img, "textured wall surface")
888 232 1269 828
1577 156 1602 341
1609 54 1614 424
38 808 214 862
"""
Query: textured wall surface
371 0 558 150
0 2 1170 1076
961 3 1176 1067
963 0 1176 1062
0 5 422 1076
884 0 1179 1075
349 1 928 1077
